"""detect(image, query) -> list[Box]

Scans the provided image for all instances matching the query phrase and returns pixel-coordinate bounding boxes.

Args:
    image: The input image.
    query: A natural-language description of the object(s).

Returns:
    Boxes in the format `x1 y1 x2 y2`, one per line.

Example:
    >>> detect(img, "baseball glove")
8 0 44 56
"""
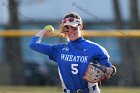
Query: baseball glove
83 62 116 83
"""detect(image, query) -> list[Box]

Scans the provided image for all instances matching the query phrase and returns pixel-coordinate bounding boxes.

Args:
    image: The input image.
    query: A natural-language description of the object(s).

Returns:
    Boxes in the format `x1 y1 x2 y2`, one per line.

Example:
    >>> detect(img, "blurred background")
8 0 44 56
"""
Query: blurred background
0 0 140 92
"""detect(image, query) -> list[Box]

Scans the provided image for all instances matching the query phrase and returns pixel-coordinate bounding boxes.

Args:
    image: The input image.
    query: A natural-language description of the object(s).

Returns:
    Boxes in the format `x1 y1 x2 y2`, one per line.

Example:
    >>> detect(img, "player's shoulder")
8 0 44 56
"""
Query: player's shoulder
85 40 106 50
85 40 100 47
52 43 68 48
84 39 109 57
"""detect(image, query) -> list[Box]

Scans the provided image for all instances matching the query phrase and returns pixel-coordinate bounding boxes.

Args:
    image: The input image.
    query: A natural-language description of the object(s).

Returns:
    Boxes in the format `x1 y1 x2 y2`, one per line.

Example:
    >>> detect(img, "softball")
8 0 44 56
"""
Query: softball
44 25 54 32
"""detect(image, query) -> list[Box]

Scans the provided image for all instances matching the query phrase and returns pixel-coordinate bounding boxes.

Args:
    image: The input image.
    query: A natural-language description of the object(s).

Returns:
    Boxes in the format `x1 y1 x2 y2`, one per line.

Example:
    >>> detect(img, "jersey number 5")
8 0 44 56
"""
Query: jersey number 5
71 64 78 74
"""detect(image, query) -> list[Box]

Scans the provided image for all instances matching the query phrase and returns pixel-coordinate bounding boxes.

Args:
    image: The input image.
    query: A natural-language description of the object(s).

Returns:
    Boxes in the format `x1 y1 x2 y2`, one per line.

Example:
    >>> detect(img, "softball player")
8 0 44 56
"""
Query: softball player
29 12 115 93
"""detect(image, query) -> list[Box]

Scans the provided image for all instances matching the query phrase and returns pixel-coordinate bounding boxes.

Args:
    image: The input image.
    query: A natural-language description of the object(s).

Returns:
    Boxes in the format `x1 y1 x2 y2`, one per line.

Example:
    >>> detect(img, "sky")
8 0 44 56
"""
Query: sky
0 0 133 24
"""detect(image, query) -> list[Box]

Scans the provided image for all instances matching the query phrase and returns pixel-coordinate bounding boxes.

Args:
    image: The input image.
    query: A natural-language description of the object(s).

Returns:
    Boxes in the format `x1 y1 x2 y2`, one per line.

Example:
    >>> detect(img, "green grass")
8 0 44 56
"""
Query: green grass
0 86 62 93
100 86 140 93
0 86 139 93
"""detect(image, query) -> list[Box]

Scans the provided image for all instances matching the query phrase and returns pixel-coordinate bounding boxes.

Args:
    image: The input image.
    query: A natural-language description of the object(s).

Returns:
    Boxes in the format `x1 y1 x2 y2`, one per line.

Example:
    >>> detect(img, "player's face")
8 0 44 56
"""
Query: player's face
64 25 81 41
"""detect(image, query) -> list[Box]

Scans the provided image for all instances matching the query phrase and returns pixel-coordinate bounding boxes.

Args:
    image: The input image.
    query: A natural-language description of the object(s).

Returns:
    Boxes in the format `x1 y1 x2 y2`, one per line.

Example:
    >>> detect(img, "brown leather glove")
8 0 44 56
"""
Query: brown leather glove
83 63 116 83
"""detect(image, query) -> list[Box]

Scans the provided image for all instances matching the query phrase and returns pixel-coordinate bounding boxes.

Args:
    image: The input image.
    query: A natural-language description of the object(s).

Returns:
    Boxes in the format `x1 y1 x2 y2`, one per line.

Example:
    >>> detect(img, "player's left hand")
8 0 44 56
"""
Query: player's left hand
104 66 116 78
83 63 116 83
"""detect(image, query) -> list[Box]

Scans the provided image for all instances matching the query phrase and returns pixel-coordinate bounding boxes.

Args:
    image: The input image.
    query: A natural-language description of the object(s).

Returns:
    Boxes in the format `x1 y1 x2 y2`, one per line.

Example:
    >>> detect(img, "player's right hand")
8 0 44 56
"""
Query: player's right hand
44 25 54 36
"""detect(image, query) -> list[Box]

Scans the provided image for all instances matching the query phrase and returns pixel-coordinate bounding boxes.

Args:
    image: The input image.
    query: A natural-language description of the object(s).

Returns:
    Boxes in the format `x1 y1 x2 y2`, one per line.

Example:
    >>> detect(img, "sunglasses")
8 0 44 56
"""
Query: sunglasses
62 18 81 24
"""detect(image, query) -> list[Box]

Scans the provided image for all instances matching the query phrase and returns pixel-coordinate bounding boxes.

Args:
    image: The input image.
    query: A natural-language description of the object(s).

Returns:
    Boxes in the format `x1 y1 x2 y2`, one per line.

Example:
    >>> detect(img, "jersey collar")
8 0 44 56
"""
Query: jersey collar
70 36 85 43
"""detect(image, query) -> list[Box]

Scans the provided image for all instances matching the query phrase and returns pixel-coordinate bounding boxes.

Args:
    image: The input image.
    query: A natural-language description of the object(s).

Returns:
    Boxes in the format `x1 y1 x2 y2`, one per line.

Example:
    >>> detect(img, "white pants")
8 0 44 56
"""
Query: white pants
64 83 101 93
88 83 101 93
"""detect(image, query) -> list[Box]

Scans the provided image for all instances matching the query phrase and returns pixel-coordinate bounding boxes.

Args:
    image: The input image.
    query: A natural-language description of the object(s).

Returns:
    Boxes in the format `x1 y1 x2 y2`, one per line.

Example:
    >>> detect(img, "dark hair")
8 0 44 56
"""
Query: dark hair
64 12 81 20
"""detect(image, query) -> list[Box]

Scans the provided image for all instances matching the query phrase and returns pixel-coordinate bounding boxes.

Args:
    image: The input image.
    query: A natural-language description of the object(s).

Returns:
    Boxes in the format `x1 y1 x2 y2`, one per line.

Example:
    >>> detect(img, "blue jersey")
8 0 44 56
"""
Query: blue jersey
29 36 112 91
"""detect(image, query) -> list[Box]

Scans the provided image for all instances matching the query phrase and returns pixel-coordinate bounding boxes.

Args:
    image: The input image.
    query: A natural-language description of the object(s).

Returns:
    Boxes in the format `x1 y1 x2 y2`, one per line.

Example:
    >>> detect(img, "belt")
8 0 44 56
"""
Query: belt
64 85 96 93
